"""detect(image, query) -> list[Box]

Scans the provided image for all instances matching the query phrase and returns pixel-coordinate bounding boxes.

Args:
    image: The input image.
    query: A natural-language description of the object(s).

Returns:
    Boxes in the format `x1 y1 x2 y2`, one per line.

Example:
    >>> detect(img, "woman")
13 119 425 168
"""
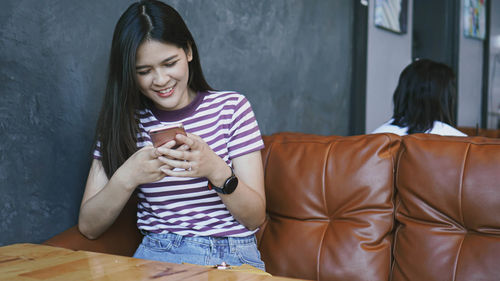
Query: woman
372 59 466 136
78 0 266 270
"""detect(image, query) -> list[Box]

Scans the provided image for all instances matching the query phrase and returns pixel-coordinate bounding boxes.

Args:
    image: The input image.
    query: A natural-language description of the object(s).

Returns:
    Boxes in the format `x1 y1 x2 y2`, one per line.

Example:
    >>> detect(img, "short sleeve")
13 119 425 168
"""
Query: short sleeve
227 96 264 159
93 141 102 160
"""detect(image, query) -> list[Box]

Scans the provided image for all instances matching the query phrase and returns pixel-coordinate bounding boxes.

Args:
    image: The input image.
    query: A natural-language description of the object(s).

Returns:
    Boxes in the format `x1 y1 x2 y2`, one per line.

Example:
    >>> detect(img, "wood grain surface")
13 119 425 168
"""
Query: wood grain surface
0 244 307 281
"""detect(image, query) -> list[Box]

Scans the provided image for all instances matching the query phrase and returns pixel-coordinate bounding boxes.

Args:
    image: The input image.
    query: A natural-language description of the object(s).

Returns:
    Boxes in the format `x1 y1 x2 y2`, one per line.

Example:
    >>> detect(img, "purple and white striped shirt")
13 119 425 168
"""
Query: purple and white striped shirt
94 91 264 237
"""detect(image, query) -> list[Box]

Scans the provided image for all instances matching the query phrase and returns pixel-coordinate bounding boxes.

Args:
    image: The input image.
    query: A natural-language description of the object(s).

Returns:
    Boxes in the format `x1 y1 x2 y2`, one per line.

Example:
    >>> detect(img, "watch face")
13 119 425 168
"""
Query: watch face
223 176 238 194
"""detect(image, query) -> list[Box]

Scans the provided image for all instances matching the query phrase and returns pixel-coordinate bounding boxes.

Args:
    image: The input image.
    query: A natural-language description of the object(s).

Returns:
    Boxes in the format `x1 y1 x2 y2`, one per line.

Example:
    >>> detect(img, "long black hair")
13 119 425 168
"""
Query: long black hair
391 59 457 134
95 0 213 178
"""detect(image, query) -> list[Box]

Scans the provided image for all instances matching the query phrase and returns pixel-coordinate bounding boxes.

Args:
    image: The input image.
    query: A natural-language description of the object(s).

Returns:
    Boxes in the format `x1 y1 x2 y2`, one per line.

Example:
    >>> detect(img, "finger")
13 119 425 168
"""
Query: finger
177 133 196 149
153 140 176 157
161 167 195 177
185 161 193 171
160 146 192 162
159 139 177 149
150 147 162 158
157 155 177 167
160 167 176 176
189 133 205 142
177 144 190 151
159 156 193 170
159 164 173 174
156 142 184 157
157 156 172 163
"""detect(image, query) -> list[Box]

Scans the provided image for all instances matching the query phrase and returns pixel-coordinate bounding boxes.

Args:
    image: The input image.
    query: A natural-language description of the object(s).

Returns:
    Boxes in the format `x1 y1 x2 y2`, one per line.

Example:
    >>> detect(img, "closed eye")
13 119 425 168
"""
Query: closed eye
164 60 178 67
137 69 150 75
136 55 179 73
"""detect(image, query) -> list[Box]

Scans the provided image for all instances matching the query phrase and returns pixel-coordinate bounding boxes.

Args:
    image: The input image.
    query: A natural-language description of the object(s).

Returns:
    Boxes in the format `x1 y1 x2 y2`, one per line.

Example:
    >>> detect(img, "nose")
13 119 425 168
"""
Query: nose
152 69 168 86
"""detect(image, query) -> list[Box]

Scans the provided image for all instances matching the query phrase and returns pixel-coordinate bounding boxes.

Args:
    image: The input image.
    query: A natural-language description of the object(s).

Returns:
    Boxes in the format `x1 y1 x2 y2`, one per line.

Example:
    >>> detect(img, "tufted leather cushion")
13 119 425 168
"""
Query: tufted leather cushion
258 132 400 281
393 134 500 281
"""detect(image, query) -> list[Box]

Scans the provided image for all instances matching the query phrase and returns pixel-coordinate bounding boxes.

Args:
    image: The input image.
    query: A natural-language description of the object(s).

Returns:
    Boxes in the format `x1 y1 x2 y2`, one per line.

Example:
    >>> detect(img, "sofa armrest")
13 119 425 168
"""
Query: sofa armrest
43 195 142 257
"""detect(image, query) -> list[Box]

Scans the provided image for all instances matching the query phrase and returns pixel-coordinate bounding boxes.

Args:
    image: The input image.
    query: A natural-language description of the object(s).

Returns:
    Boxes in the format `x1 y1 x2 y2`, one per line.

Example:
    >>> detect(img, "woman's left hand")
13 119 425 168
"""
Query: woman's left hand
157 132 266 230
156 133 229 183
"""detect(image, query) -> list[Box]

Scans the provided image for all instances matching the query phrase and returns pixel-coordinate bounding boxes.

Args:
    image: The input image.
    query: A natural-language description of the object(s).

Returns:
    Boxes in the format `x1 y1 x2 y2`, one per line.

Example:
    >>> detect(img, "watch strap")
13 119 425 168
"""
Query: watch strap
208 167 237 194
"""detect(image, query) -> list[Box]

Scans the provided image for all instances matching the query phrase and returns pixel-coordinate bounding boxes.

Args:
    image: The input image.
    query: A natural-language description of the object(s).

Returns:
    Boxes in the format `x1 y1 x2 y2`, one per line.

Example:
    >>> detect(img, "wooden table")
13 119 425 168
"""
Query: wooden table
0 243 308 280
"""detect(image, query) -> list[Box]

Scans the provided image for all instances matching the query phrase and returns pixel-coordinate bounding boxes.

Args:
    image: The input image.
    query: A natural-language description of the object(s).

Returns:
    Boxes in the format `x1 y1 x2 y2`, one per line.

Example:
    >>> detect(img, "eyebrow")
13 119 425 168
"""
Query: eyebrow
135 55 178 70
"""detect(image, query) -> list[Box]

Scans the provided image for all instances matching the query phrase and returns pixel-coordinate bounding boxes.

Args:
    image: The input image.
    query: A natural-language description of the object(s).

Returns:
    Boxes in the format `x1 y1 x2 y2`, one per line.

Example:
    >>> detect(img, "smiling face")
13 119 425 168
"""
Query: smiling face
135 40 195 111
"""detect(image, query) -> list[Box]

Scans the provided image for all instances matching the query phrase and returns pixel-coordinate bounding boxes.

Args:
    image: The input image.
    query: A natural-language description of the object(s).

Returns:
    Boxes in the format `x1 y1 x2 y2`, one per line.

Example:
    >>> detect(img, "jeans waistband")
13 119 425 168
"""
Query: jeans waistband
140 230 257 248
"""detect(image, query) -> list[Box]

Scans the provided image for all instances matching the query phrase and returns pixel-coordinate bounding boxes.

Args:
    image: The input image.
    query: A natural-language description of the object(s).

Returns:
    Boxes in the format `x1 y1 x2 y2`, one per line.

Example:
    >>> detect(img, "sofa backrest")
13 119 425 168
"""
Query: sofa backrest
44 132 500 281
258 132 401 281
393 134 500 281
457 126 500 138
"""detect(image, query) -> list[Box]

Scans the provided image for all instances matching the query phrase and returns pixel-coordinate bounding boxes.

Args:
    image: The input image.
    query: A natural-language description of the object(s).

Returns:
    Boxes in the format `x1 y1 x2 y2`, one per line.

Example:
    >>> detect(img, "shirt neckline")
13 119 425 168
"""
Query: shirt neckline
150 91 206 122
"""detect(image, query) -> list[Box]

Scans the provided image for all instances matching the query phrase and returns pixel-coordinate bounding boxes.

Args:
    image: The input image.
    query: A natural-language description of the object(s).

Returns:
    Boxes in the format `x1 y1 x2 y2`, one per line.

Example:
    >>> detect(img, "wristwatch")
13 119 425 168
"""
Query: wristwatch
208 167 238 194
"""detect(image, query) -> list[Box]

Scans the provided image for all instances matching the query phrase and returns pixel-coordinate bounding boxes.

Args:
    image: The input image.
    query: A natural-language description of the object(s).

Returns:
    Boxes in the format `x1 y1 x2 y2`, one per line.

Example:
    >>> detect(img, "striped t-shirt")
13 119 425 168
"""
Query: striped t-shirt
94 91 264 237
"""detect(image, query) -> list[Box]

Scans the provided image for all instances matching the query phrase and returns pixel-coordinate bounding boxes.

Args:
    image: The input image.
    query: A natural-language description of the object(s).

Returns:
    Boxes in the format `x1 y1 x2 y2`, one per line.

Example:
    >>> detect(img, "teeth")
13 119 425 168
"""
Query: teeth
159 87 173 94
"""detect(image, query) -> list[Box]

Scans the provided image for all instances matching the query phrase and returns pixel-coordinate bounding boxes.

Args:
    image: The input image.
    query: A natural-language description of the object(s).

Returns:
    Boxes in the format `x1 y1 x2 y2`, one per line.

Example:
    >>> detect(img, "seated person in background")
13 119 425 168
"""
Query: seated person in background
371 59 467 136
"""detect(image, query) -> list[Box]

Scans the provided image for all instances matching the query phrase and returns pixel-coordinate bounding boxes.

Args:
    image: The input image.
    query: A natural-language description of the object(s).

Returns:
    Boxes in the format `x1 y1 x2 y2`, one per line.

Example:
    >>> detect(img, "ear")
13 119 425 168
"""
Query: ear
186 43 193 62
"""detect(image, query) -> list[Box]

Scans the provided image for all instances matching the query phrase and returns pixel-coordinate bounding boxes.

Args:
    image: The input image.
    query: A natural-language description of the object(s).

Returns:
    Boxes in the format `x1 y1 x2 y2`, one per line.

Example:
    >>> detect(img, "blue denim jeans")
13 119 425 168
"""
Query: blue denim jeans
133 232 266 271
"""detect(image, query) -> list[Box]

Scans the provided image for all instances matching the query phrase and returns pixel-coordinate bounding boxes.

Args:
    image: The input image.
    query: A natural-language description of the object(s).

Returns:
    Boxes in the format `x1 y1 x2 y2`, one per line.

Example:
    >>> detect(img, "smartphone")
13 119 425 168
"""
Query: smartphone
149 123 187 148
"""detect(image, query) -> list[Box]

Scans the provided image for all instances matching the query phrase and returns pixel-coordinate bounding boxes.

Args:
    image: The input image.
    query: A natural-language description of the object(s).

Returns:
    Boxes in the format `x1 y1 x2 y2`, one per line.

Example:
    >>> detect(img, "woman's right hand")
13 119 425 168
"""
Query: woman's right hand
78 139 182 239
114 140 181 190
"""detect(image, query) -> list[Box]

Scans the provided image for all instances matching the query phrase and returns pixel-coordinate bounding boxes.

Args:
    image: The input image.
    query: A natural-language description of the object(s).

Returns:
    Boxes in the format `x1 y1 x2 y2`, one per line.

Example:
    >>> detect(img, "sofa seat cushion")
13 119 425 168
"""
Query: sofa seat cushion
258 132 400 281
393 134 500 281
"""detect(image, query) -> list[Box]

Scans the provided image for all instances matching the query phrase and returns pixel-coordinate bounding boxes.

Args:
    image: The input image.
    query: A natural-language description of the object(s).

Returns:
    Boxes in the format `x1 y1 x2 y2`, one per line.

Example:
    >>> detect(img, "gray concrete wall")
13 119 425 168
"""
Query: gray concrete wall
0 0 354 245
457 1 484 128
488 0 500 129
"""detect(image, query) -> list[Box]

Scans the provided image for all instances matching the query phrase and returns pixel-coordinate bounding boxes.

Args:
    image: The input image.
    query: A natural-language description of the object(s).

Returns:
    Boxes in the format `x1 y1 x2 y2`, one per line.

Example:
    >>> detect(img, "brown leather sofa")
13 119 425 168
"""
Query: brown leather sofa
457 126 500 138
44 132 500 281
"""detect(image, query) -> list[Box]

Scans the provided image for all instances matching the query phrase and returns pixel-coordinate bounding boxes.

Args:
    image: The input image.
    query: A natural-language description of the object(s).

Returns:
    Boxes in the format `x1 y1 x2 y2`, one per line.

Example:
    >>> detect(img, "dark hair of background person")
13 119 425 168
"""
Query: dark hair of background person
95 0 214 178
391 59 457 134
